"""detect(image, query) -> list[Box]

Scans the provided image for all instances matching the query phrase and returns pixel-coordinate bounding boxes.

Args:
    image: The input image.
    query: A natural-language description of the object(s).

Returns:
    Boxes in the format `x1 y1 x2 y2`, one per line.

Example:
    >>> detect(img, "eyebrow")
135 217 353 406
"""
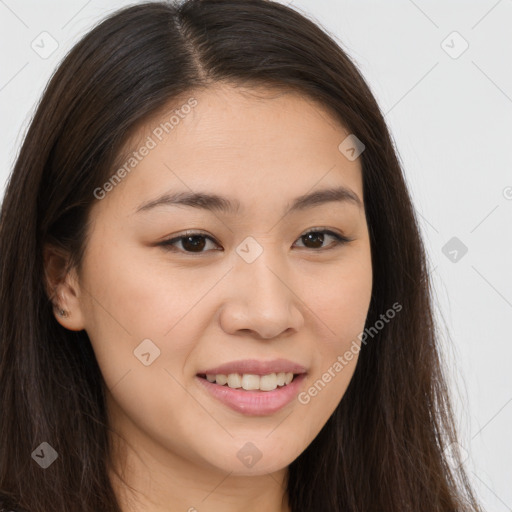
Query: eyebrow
134 185 363 216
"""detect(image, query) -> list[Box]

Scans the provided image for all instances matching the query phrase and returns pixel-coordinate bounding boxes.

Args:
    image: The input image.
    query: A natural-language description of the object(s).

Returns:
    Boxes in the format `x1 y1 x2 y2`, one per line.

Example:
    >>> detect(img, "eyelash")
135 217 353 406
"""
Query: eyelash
158 228 352 255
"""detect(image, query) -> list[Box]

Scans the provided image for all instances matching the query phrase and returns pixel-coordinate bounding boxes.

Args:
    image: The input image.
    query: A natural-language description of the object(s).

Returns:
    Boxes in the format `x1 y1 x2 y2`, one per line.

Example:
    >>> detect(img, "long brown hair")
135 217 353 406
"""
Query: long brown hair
0 1 482 511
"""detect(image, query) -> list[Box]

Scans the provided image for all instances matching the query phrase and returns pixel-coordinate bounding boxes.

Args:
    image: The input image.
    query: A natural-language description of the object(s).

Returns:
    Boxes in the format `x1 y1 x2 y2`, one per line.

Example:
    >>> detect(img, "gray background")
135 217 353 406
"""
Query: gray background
1 0 511 509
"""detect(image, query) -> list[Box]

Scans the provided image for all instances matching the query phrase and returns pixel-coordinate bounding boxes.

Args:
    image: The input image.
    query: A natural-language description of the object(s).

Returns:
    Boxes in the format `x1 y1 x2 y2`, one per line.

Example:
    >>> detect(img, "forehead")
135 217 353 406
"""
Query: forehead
93 83 364 219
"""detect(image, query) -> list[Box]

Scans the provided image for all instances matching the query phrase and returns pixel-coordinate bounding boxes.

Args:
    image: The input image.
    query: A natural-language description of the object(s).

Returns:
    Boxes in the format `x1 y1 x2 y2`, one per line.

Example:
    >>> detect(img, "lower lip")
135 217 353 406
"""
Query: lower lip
196 373 307 416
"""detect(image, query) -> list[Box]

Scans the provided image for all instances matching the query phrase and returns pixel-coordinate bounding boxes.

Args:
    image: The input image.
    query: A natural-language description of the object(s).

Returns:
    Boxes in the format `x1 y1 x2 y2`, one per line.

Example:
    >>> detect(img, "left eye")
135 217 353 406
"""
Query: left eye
294 229 350 250
159 229 351 254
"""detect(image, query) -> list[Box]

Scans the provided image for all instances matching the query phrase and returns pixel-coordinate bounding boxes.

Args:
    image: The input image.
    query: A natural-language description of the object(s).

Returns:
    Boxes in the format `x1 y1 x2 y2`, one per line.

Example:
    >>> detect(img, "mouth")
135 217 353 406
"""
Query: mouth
196 372 301 392
195 371 307 416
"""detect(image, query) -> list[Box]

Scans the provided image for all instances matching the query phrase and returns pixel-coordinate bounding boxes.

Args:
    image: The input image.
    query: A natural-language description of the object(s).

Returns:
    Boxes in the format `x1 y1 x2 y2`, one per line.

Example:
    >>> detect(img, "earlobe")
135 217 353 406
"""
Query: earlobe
43 243 86 331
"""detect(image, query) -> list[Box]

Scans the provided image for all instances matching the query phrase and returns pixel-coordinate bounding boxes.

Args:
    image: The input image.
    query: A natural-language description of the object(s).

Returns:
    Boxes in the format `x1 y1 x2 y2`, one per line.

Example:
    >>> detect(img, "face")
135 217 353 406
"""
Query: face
52 84 372 478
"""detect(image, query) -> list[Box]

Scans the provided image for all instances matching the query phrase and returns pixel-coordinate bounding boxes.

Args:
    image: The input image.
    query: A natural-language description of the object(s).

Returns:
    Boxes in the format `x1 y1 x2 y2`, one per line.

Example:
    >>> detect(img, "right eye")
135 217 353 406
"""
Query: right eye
158 231 222 254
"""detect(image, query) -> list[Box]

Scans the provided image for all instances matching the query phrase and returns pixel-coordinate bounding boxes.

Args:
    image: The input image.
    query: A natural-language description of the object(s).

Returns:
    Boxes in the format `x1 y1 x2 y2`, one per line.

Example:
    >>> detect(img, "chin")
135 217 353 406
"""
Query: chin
201 441 299 476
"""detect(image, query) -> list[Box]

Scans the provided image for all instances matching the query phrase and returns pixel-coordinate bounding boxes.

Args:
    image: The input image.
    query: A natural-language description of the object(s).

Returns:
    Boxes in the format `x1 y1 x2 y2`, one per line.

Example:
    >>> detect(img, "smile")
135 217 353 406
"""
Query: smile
196 373 307 416
198 372 295 391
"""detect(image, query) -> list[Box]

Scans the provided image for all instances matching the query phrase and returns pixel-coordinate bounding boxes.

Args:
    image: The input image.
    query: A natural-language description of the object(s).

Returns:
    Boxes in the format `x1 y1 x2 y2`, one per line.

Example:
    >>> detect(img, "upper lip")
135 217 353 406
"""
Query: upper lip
197 358 307 376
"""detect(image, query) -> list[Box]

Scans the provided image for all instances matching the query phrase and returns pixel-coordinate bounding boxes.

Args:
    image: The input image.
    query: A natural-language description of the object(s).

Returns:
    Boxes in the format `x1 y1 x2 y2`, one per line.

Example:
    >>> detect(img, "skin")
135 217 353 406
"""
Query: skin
44 83 373 512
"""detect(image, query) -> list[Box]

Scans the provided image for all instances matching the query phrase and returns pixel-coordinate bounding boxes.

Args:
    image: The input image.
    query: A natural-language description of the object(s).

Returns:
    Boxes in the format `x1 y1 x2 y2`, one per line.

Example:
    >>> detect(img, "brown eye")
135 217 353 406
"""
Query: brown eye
159 232 220 254
180 235 207 252
300 231 325 249
294 229 350 251
159 229 351 255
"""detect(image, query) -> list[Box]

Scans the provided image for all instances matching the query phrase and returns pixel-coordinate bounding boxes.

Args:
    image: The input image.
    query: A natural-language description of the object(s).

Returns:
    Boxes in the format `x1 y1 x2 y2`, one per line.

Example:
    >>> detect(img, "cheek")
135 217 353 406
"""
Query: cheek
78 240 207 394
326 267 372 344
79 246 212 456
297 245 372 420
303 241 373 346
77 229 373 473
83 233 372 386
84 241 214 342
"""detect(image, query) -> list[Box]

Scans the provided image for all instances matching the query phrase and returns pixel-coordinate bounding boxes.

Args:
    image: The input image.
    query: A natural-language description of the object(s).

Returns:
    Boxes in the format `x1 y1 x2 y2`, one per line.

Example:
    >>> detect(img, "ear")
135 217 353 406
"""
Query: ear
43 243 86 331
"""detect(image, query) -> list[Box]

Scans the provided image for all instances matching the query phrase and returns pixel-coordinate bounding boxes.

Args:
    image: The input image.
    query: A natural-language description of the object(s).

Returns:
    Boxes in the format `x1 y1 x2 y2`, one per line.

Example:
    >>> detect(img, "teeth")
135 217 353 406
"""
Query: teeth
216 374 228 386
227 373 242 388
241 374 261 390
204 372 295 391
259 373 277 391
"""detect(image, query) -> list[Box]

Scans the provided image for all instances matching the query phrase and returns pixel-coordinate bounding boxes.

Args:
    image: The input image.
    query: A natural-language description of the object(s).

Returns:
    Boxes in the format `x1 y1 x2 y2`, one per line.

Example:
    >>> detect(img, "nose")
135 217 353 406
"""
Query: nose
218 251 305 340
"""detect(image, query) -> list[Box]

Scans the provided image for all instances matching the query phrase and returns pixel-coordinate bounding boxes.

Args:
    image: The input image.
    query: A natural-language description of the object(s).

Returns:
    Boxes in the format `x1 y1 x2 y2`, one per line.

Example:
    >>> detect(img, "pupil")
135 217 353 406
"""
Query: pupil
182 235 206 252
303 232 324 249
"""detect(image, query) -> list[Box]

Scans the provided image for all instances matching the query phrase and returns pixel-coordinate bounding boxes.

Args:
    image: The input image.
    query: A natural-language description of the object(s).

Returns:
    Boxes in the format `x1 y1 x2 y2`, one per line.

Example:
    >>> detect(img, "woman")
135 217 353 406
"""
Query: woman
0 1 483 511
